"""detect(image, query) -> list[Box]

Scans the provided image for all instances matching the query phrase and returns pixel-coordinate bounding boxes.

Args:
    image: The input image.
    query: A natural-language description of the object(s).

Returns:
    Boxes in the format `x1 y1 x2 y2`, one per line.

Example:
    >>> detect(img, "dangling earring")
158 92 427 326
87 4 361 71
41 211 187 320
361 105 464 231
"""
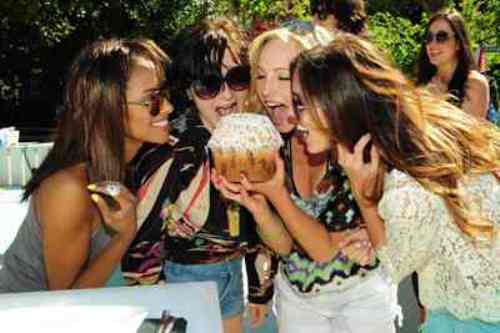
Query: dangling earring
186 89 193 101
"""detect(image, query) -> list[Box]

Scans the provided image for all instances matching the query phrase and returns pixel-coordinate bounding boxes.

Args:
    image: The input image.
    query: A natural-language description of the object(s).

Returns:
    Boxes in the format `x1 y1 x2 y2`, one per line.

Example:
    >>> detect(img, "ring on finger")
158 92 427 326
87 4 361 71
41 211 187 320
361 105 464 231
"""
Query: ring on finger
104 182 121 196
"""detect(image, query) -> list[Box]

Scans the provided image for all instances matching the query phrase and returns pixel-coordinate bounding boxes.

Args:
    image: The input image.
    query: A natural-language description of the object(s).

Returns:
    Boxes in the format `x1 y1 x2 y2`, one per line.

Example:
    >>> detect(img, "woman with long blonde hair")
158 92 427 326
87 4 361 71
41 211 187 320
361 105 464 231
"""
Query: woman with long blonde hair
214 22 399 333
290 33 500 332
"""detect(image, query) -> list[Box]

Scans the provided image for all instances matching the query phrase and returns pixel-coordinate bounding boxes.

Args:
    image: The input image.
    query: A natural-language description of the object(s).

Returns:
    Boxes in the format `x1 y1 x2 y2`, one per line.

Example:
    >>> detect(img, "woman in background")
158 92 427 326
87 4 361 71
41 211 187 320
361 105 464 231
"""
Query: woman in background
416 9 489 118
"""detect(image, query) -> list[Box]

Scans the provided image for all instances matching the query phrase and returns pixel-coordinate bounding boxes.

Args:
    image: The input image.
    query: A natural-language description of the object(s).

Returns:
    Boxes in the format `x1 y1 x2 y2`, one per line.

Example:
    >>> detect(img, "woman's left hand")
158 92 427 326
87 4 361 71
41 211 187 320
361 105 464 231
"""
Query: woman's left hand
337 134 385 209
248 303 270 328
338 228 375 266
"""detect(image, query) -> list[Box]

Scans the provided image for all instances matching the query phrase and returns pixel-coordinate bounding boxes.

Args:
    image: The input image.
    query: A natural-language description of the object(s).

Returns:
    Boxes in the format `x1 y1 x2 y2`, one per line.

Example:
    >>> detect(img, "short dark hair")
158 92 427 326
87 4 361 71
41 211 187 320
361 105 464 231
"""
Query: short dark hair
166 17 248 112
310 0 367 35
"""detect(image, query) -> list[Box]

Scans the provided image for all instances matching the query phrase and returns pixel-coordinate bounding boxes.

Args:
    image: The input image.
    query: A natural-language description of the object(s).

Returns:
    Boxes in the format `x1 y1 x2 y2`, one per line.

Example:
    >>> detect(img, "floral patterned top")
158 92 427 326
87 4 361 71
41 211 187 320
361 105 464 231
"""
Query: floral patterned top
122 111 277 304
377 169 500 322
280 137 379 295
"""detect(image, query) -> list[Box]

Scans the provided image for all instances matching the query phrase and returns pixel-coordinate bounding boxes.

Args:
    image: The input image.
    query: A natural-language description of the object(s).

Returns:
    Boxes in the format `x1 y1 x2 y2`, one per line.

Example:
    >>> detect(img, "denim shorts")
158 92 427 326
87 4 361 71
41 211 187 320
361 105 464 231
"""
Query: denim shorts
420 311 500 333
164 258 244 319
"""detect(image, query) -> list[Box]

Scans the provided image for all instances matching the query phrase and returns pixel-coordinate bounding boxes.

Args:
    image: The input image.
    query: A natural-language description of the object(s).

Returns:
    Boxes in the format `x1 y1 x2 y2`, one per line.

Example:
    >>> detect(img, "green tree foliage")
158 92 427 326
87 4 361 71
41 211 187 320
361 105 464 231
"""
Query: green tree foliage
0 0 498 127
368 12 427 75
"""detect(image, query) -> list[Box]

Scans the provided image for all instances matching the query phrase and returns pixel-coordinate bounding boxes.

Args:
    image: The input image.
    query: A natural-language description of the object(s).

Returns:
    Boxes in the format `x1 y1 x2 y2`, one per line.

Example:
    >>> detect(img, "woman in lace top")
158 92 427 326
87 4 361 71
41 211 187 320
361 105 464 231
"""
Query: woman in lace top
290 33 500 332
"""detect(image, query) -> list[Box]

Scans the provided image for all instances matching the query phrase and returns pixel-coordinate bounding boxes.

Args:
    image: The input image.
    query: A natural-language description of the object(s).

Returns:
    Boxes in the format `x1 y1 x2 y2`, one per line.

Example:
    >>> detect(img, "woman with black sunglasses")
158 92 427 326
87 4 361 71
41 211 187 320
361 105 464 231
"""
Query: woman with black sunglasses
416 9 489 119
121 17 277 333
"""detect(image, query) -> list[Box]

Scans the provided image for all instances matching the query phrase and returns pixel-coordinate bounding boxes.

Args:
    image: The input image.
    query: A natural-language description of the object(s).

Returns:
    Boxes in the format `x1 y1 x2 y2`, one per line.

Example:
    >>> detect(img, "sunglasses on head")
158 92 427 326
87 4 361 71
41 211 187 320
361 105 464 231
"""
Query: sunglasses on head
425 30 454 44
192 65 250 100
128 90 168 116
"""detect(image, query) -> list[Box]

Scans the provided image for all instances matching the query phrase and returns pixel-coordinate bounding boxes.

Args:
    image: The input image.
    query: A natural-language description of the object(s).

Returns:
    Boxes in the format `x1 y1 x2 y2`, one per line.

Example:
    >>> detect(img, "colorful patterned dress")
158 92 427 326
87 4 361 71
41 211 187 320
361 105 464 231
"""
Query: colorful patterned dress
122 111 277 304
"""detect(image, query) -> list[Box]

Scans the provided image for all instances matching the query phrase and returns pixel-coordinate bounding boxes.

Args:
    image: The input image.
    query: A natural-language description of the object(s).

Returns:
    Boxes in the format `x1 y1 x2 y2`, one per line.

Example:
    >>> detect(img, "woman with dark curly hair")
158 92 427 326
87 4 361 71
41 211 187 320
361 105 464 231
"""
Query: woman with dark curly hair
416 9 490 119
122 17 276 333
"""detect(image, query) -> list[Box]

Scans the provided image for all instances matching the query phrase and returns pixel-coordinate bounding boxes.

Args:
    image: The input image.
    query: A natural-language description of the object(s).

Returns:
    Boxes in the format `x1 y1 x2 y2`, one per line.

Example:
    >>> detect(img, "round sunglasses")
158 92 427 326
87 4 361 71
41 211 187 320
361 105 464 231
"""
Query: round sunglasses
425 30 455 44
128 90 168 116
192 65 250 100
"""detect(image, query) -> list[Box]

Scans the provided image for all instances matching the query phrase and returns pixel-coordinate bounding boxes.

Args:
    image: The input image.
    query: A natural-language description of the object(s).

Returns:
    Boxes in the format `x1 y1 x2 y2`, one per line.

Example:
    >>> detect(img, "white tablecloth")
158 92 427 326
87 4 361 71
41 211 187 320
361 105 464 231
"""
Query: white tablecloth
0 189 223 332
0 283 223 333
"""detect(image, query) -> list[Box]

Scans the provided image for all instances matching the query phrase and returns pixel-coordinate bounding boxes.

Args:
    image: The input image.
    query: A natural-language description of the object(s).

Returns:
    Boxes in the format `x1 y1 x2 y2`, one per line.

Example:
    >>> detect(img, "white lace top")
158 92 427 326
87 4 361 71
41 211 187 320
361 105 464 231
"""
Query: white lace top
376 169 500 322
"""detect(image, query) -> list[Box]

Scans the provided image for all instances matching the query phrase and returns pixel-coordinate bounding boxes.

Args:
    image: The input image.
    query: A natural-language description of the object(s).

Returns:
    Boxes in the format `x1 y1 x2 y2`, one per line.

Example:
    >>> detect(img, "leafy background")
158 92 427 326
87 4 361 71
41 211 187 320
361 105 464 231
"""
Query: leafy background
0 0 498 139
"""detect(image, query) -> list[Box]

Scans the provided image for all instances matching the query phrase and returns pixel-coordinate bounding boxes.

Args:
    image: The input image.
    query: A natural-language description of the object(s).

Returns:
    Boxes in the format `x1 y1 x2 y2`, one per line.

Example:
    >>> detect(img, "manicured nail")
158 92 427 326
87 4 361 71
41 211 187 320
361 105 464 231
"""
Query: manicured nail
90 193 99 202
87 184 96 191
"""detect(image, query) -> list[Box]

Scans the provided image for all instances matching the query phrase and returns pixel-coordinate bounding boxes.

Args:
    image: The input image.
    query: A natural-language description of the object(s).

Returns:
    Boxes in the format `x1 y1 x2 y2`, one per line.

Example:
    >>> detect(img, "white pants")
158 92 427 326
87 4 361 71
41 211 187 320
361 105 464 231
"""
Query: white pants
275 269 399 333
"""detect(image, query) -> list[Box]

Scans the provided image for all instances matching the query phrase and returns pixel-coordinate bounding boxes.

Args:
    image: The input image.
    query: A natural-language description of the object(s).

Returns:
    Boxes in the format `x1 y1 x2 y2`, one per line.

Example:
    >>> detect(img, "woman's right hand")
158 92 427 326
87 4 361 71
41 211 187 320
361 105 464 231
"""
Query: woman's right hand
212 171 271 217
88 181 137 239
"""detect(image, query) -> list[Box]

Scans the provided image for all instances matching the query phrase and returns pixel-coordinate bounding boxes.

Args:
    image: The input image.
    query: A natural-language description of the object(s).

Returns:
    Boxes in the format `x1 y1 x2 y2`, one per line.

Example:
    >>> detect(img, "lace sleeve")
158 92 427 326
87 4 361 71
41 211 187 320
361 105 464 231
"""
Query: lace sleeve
376 178 443 284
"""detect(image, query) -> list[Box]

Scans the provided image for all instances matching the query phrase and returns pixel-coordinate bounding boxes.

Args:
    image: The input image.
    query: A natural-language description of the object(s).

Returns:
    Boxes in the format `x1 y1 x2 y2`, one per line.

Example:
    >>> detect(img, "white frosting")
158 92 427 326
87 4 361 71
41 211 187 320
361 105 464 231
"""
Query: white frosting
208 113 283 152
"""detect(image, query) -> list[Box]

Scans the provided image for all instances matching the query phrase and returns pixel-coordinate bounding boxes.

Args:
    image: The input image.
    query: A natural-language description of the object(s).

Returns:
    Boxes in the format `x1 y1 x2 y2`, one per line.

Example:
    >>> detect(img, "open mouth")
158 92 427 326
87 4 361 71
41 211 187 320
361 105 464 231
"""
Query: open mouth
265 102 291 125
295 124 309 138
216 103 237 117
152 119 169 128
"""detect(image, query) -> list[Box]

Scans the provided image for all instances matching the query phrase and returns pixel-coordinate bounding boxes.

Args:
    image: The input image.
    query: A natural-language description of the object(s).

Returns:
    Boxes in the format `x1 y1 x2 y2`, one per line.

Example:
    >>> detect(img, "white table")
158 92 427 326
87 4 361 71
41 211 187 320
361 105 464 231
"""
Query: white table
0 189 223 332
0 283 223 333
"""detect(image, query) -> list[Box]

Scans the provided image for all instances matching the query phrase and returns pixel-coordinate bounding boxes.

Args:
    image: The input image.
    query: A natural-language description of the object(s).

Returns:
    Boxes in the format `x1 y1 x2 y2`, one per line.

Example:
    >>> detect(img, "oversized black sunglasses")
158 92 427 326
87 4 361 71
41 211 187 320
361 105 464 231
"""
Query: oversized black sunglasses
425 30 455 44
128 90 168 116
192 65 250 100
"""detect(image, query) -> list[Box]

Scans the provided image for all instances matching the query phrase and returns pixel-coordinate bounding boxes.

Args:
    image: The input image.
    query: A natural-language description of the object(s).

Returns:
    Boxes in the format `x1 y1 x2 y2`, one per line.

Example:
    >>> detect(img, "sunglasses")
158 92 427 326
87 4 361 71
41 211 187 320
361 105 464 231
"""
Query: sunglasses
425 30 455 44
192 65 250 100
128 90 167 116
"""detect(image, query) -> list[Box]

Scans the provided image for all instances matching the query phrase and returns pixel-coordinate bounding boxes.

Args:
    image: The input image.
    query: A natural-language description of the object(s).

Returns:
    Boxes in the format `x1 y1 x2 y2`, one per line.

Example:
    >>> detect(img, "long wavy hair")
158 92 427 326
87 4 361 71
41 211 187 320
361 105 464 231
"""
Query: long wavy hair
292 33 500 240
23 38 169 200
247 21 333 117
416 9 477 105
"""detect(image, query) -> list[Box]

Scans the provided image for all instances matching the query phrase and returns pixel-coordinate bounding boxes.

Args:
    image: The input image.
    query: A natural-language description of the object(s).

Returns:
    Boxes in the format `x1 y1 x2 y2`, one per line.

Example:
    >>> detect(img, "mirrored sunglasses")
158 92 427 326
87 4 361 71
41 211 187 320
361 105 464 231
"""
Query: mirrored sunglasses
128 90 167 116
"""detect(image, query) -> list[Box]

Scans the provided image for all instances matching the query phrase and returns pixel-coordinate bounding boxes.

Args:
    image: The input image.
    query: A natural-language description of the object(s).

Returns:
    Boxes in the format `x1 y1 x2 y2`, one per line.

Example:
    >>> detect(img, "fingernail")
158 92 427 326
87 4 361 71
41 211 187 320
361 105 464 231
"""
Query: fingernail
87 184 96 191
90 193 99 202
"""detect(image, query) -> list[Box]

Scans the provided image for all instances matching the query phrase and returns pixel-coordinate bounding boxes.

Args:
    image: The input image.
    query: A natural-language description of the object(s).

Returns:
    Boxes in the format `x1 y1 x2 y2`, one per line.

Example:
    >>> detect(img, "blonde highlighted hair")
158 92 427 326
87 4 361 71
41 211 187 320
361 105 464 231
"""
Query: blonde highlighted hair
292 33 500 240
246 22 333 114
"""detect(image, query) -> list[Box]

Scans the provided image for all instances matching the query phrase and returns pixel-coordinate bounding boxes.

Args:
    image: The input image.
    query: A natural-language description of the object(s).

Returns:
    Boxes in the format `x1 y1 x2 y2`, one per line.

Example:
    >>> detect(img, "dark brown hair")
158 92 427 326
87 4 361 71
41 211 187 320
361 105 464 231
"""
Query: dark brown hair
23 38 169 199
166 17 248 112
310 0 367 35
416 9 477 105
